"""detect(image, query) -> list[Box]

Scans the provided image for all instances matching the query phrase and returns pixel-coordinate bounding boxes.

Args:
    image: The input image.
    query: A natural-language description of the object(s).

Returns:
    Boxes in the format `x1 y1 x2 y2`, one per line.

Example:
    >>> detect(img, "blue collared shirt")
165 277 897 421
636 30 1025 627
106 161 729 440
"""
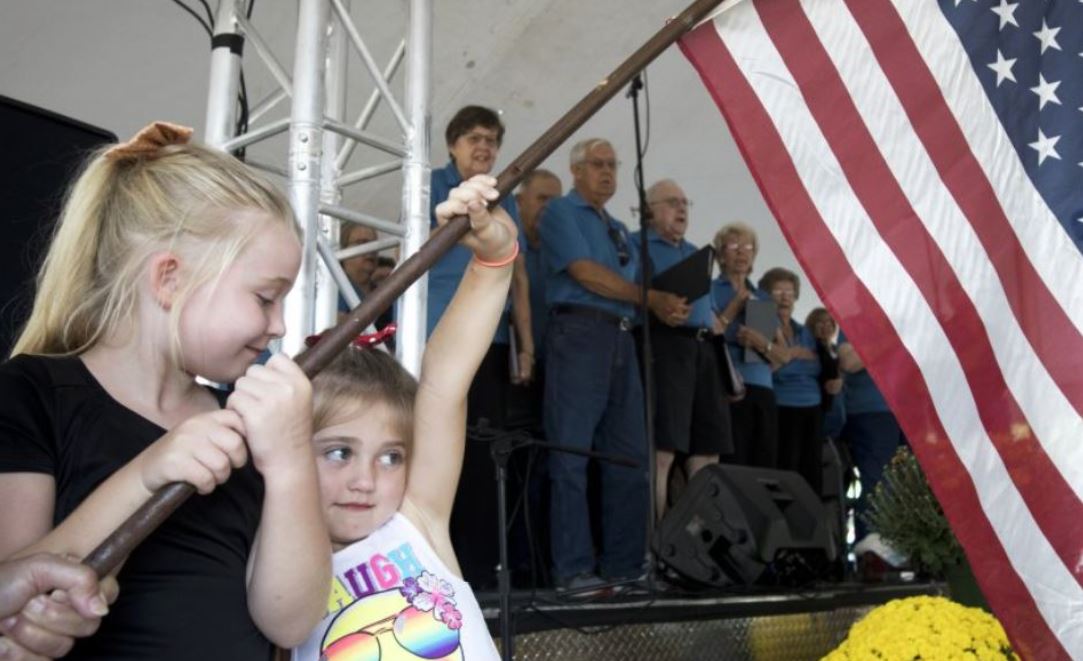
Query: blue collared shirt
711 277 773 389
838 330 890 414
772 320 821 407
427 160 525 341
630 229 714 330
540 190 639 319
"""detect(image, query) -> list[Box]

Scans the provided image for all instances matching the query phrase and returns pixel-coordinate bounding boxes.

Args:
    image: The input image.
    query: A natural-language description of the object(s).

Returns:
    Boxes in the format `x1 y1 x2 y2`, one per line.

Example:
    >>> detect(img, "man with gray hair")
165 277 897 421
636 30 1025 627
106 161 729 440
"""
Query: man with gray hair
633 178 732 519
540 138 688 592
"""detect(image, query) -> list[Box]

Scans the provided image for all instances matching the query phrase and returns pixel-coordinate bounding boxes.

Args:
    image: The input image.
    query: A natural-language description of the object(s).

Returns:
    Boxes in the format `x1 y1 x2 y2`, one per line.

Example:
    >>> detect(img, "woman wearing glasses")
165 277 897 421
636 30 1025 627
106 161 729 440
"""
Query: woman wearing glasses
711 223 781 468
426 106 531 589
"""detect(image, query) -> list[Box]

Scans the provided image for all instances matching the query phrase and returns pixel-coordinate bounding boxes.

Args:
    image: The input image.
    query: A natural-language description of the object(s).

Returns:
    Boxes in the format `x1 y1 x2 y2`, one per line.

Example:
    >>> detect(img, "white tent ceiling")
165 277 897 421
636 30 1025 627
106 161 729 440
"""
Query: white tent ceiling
0 0 822 318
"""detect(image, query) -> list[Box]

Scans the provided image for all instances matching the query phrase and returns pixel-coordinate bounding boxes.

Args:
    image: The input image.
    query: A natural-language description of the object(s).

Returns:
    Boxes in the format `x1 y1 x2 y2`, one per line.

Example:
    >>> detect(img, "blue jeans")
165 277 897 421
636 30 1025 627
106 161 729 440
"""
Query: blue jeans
842 411 905 540
544 313 648 580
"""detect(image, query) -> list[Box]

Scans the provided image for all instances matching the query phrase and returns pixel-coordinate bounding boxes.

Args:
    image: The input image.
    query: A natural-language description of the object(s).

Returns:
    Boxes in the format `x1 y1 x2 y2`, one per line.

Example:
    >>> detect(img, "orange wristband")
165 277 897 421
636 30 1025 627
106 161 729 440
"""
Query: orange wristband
474 242 520 268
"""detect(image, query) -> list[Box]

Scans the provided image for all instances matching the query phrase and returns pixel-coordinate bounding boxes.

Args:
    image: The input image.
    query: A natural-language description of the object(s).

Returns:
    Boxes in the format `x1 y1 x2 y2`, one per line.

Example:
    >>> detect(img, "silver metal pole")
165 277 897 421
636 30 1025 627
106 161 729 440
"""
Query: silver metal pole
316 1 349 334
204 0 244 147
335 39 407 170
282 0 330 355
397 0 432 375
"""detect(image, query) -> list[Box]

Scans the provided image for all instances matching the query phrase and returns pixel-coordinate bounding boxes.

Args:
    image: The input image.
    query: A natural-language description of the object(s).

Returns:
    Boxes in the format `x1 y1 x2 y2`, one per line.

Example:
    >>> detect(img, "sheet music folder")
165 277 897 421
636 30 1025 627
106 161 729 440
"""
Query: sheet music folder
651 245 714 301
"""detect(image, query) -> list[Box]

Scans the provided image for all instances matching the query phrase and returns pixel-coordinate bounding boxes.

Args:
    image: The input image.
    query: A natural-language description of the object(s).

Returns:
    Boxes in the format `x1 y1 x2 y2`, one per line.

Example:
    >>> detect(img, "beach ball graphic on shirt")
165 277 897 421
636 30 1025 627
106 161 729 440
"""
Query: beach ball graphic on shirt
320 588 462 661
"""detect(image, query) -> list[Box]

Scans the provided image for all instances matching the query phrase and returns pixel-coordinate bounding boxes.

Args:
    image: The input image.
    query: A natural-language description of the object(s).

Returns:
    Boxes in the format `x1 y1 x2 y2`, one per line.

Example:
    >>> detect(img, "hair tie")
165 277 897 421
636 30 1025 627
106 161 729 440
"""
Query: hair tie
103 121 194 162
304 323 397 350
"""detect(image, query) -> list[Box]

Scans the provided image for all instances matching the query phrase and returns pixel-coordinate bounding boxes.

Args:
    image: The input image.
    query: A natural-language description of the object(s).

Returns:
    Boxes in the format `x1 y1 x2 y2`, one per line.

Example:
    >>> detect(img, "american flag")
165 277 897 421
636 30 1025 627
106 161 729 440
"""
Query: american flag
680 0 1083 657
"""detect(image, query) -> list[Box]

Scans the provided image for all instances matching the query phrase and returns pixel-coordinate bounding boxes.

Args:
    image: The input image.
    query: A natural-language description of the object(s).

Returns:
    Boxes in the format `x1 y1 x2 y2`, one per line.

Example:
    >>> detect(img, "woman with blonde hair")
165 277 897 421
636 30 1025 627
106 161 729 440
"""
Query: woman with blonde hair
0 122 330 658
711 222 781 468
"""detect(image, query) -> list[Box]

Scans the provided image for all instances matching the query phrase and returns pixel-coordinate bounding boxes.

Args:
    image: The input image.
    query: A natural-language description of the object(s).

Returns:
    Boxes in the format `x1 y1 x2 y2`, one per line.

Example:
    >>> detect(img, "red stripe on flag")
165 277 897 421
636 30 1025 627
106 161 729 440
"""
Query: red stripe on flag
846 0 1083 439
678 19 1066 661
756 0 1083 588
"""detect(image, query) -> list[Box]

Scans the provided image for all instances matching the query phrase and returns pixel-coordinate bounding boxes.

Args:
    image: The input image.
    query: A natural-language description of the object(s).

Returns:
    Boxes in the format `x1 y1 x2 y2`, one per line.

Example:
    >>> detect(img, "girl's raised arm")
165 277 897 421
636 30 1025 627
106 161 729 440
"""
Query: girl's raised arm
404 176 517 530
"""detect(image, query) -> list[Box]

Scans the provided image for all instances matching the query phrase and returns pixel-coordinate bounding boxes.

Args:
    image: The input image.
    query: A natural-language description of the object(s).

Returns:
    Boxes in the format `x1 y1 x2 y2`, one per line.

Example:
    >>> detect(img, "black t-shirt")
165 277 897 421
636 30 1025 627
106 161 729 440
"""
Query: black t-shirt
0 354 273 660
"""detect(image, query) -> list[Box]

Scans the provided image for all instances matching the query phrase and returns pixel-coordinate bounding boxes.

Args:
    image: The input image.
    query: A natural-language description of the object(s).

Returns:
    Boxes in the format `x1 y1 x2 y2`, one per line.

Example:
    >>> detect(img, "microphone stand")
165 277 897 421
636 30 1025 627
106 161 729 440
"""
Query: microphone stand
627 71 658 594
469 422 641 661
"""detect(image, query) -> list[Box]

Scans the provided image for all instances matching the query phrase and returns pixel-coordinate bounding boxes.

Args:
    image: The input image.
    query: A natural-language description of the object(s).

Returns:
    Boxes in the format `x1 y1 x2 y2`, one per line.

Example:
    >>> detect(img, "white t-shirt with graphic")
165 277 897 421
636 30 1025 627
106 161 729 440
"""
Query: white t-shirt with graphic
292 512 499 661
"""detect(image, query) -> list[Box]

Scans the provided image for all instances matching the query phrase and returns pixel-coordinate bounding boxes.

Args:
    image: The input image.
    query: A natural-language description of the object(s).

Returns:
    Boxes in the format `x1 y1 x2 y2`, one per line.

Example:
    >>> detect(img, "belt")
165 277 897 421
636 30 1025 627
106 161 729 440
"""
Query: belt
552 303 633 330
651 323 712 341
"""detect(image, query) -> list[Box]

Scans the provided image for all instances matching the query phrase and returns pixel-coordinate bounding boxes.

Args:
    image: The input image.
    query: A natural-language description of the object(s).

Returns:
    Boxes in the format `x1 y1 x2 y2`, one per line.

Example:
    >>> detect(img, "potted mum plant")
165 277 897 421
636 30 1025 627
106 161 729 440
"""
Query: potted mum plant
863 447 985 609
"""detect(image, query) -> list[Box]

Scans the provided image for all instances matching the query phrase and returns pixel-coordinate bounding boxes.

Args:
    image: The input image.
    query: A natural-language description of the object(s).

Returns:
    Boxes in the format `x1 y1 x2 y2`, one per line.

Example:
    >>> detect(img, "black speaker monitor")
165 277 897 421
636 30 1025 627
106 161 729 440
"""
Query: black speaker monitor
0 96 116 356
654 464 837 588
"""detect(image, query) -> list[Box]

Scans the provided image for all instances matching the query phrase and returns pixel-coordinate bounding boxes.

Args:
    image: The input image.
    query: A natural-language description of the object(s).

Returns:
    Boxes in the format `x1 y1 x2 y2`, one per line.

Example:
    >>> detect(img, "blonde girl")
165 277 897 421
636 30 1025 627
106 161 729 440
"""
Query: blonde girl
0 123 330 659
292 176 515 661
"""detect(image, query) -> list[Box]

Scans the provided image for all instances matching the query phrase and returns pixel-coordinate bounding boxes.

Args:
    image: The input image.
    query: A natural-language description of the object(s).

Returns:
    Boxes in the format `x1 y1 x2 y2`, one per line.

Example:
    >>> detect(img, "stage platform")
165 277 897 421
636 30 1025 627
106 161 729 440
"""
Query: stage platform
479 580 942 660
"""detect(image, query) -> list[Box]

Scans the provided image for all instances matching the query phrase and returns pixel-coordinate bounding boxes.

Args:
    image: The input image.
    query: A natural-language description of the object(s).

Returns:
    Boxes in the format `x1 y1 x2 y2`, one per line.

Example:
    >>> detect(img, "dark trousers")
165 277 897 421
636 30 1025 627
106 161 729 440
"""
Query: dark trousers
728 384 779 468
544 313 648 580
778 405 824 496
841 411 906 540
449 342 510 588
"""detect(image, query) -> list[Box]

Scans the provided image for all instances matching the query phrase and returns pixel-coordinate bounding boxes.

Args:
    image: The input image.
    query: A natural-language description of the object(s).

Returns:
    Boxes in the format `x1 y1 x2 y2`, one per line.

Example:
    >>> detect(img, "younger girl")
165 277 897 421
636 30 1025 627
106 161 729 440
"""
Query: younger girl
0 122 330 659
293 176 515 661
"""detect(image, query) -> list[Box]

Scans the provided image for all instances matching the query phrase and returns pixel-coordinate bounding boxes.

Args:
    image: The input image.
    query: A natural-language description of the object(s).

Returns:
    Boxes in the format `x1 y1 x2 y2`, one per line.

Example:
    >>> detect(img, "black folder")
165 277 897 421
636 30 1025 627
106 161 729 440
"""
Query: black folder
743 299 780 363
651 245 714 301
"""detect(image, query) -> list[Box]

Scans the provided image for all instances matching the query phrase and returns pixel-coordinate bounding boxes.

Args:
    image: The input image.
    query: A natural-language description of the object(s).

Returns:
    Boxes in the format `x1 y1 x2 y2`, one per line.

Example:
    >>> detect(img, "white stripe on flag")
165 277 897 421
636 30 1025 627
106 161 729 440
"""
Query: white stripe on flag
710 6 1083 651
888 0 1083 333
799 0 1083 510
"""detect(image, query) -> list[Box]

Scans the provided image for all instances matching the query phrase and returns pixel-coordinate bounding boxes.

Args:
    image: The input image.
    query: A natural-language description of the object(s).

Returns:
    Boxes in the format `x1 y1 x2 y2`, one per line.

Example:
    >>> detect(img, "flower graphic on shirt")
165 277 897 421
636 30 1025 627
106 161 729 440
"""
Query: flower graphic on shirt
438 602 463 630
400 575 421 601
400 570 462 630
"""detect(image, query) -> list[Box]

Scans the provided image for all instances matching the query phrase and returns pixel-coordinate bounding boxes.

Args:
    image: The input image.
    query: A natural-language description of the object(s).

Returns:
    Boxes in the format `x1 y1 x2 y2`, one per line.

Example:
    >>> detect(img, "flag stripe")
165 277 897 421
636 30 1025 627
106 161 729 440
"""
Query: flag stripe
844 0 1083 494
679 11 1070 659
888 1 1083 333
755 0 1083 590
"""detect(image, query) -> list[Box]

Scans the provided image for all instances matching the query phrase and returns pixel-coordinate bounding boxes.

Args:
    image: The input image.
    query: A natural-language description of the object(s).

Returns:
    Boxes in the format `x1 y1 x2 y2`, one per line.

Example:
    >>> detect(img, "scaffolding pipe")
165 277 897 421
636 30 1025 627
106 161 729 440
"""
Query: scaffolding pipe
320 203 405 236
282 0 331 355
236 14 295 97
323 118 406 157
204 0 244 148
248 87 288 124
336 159 402 187
219 116 290 153
336 39 407 169
329 0 409 133
396 0 432 375
336 237 400 261
315 3 350 334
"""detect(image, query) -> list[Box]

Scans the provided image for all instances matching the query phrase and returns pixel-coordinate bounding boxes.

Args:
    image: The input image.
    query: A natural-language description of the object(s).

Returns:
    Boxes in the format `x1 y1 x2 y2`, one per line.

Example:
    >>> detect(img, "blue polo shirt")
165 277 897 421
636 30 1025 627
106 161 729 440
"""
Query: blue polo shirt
524 240 548 355
838 330 890 414
540 190 639 319
772 320 821 407
427 161 525 341
711 277 773 389
630 229 714 330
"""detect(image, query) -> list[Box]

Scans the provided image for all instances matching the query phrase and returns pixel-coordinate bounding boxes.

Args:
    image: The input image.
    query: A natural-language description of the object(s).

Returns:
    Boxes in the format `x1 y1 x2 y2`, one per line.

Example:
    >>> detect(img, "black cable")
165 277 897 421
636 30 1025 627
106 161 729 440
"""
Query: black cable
195 0 214 23
170 0 213 40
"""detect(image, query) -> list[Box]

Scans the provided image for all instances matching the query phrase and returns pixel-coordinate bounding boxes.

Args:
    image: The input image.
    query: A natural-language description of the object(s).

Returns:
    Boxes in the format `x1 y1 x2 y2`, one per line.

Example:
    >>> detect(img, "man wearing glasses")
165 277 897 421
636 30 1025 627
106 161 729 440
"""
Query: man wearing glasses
539 138 688 594
634 179 733 521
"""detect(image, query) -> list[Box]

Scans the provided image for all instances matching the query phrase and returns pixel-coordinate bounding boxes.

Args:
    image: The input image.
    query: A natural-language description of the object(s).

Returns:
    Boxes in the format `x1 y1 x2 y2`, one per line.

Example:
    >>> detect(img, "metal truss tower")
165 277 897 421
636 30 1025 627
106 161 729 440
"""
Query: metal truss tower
203 0 431 375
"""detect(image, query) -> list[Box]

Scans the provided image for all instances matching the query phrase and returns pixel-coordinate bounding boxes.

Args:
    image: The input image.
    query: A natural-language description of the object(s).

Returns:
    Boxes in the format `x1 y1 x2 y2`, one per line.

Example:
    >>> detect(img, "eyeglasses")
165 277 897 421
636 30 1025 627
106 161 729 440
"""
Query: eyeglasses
650 197 693 210
771 288 796 298
725 242 755 253
585 158 620 170
607 225 631 267
462 132 500 148
321 571 463 660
